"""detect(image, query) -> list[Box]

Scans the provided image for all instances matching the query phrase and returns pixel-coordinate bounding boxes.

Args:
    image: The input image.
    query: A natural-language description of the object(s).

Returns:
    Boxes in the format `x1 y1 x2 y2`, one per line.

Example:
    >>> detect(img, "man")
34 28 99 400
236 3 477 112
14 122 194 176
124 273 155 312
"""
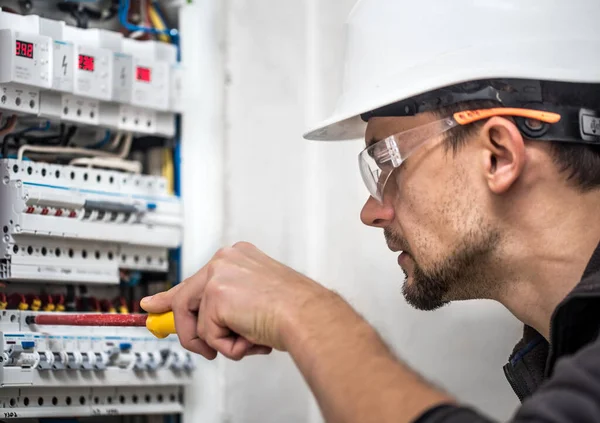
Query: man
142 0 600 421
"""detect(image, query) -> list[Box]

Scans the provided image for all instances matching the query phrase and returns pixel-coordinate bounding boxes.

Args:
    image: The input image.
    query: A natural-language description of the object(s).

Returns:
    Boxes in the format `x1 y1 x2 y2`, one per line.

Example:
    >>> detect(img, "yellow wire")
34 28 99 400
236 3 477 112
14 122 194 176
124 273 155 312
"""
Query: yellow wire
148 5 171 43
162 148 174 195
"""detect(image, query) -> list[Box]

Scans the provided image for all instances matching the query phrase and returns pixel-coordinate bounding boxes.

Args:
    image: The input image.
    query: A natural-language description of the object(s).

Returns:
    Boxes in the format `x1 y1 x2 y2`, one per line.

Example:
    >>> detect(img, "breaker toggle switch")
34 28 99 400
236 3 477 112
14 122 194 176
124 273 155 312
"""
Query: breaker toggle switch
66 351 83 369
146 351 162 371
80 351 96 370
94 352 109 370
183 352 195 371
134 352 148 371
37 351 54 370
165 351 186 371
6 346 40 368
52 352 67 370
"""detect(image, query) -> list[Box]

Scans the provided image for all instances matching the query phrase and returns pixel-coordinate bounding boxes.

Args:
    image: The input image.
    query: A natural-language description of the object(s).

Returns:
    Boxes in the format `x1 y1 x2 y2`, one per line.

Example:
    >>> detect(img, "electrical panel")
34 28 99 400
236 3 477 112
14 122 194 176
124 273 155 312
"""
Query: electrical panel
0 9 179 137
0 310 193 419
0 2 190 421
0 159 182 283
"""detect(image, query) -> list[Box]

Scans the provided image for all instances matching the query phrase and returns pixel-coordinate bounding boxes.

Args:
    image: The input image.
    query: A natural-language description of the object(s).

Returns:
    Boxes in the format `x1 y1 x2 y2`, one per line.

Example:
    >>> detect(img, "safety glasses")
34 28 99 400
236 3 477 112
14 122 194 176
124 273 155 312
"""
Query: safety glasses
359 108 561 203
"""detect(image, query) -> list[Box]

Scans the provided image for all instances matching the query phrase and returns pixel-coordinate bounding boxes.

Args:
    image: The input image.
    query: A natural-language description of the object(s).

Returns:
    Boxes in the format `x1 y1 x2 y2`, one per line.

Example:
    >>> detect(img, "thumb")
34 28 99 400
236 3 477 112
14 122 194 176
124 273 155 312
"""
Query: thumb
140 283 184 313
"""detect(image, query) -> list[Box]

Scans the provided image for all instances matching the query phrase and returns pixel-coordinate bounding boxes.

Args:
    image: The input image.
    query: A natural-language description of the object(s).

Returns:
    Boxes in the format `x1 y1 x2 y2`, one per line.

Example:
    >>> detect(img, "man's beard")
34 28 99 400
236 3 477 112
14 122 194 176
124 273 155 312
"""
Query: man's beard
385 225 500 311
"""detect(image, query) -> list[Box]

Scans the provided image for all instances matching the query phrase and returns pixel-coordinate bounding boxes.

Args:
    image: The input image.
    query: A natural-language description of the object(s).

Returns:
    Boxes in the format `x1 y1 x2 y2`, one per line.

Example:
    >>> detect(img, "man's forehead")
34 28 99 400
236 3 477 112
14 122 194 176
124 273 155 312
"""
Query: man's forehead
364 114 436 146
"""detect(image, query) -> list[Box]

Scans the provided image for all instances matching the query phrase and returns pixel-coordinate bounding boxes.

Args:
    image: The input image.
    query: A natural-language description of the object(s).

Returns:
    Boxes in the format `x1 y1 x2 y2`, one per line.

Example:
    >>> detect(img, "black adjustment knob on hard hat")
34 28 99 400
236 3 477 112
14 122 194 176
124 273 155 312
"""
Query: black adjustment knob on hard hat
516 116 550 138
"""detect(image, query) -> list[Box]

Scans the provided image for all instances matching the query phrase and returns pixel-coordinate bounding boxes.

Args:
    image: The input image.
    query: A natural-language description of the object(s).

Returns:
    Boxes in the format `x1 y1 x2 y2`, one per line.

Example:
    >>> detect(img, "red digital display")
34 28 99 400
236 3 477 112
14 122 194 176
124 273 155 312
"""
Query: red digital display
136 67 151 83
78 54 95 72
15 40 34 59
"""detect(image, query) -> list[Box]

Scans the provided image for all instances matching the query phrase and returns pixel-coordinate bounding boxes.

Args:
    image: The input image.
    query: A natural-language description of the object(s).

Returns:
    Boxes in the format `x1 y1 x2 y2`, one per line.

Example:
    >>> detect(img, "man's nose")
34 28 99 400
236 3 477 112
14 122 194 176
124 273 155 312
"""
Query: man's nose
360 196 395 228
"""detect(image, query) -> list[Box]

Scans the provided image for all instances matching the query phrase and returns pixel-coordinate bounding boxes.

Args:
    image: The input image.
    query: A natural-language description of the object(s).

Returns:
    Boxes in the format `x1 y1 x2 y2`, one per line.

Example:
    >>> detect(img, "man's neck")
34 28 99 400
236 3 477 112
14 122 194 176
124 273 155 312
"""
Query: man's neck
494 189 600 340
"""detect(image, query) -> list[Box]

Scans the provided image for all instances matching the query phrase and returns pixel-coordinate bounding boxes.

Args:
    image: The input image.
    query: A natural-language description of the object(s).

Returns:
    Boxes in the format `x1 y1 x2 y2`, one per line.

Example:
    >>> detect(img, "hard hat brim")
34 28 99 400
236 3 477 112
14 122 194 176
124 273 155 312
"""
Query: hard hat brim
303 39 600 141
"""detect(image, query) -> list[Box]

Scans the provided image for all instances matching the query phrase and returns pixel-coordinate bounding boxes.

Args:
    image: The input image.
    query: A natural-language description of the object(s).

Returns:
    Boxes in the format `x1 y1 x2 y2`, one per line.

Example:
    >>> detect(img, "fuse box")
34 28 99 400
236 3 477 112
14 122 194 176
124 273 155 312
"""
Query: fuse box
0 2 192 421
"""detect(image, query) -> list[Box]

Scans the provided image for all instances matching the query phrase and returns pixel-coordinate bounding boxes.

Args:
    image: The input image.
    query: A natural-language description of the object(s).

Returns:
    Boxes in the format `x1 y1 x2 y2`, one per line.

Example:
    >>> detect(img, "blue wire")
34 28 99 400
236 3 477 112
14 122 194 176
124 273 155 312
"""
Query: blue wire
150 1 181 61
0 121 51 158
119 0 178 37
20 120 51 135
171 115 182 286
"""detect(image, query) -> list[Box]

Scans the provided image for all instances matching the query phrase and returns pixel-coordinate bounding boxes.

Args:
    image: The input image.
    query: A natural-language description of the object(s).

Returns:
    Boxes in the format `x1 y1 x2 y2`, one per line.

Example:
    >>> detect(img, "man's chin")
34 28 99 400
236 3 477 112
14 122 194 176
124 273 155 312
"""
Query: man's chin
399 260 450 311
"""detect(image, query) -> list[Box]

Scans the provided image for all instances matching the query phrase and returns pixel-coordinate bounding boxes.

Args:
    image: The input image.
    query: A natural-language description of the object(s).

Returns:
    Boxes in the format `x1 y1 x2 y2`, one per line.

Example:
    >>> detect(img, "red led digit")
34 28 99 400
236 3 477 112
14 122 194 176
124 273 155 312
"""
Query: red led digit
136 67 151 82
78 54 95 72
15 40 34 59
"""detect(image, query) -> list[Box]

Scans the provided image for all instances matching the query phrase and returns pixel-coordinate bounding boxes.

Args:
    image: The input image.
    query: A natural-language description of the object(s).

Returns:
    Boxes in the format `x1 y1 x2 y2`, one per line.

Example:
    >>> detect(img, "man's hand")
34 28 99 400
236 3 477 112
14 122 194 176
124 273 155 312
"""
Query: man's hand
140 242 333 361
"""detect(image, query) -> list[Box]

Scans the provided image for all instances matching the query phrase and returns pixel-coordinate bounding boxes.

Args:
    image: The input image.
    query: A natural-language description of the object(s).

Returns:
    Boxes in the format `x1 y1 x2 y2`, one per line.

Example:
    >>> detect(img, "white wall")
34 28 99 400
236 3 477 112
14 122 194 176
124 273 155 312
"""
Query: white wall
185 0 524 422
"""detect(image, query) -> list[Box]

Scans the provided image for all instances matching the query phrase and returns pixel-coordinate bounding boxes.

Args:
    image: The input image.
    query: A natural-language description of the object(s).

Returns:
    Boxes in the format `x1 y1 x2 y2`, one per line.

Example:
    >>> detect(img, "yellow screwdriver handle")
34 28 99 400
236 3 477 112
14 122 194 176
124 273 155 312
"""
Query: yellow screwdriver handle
146 311 176 339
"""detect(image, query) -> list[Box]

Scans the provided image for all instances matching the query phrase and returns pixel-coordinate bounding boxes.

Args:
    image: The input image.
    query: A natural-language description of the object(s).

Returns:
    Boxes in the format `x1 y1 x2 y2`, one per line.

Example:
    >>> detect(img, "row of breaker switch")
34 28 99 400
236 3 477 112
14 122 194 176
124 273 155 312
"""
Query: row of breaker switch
1 343 195 372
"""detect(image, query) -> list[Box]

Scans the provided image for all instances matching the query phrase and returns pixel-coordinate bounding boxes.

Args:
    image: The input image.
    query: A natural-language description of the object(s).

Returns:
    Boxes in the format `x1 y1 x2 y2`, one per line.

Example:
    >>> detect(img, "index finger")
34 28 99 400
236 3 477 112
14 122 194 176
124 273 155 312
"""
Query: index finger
140 264 211 314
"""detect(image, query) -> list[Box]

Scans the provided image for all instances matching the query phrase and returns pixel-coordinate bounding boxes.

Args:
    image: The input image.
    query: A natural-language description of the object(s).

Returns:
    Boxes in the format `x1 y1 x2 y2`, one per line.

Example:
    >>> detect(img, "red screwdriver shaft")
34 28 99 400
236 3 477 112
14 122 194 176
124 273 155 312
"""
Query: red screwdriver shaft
26 313 148 327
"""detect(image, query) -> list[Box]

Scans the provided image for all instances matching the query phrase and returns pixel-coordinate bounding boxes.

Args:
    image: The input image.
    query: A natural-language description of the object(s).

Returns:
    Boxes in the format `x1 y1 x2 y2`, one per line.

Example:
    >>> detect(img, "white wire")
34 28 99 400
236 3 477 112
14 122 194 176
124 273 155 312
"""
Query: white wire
116 133 133 159
17 133 133 161
129 30 146 39
69 157 142 174
106 132 124 151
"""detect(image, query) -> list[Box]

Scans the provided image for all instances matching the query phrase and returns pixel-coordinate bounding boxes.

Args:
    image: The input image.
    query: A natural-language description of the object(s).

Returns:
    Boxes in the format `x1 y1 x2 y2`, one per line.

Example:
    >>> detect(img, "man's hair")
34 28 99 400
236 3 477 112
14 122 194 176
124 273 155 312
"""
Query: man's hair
436 100 600 192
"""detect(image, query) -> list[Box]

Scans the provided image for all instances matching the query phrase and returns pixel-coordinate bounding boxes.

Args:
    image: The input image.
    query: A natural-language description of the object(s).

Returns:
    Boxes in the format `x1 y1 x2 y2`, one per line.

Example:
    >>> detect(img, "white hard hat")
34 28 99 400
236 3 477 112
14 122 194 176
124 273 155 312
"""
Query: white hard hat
304 0 600 141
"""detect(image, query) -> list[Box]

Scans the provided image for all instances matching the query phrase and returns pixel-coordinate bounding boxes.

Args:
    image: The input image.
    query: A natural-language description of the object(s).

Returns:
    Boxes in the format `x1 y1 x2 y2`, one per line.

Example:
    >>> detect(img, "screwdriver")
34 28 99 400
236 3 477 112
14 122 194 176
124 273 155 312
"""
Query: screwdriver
25 311 176 339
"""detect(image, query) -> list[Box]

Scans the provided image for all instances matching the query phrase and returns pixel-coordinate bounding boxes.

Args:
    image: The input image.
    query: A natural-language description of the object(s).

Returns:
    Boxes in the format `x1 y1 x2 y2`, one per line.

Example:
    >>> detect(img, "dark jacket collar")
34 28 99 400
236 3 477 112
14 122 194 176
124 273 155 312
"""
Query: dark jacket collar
503 239 600 401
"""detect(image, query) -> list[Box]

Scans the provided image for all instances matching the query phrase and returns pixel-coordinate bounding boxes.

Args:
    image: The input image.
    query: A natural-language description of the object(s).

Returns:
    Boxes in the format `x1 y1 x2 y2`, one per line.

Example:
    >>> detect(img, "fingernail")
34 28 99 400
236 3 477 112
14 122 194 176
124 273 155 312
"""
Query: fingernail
141 295 153 303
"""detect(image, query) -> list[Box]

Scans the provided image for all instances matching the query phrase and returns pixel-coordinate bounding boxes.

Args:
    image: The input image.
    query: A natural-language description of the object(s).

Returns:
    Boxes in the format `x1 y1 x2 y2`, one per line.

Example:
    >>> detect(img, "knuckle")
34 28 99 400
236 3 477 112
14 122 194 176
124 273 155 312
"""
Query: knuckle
204 279 220 298
179 336 194 352
196 322 206 340
214 246 234 259
171 292 186 310
232 241 255 250
206 280 228 300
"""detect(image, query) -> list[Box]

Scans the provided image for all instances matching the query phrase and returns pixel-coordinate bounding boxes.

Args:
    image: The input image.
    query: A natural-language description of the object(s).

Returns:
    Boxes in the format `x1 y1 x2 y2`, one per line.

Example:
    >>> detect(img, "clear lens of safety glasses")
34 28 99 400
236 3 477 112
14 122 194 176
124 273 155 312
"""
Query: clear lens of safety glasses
358 117 459 202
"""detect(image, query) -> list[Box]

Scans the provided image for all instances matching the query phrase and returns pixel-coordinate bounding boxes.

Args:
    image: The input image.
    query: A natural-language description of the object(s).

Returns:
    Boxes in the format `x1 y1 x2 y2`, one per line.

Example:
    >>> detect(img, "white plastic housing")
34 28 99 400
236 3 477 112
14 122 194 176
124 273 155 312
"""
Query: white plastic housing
39 18 74 93
0 310 190 418
0 11 51 92
0 159 182 284
0 30 52 90
114 39 172 111
62 26 113 101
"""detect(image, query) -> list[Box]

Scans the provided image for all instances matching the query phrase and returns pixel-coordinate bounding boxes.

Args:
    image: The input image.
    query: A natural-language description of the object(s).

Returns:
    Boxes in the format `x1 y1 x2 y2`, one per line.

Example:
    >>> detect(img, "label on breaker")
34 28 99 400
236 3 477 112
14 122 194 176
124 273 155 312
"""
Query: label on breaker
119 104 157 134
112 53 133 104
62 94 100 125
0 83 40 114
51 41 74 92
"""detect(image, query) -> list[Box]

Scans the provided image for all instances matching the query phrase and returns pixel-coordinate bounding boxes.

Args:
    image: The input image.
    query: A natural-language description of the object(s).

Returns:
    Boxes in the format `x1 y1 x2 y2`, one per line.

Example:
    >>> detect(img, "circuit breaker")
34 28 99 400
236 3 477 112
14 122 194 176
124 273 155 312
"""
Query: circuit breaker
113 38 173 112
62 26 114 102
0 309 193 419
0 159 182 283
0 11 52 116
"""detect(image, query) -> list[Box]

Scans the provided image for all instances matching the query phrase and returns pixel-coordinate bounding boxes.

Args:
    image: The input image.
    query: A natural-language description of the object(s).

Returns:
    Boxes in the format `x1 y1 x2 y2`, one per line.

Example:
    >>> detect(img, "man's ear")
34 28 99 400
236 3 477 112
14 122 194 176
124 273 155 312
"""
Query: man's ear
478 116 526 194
